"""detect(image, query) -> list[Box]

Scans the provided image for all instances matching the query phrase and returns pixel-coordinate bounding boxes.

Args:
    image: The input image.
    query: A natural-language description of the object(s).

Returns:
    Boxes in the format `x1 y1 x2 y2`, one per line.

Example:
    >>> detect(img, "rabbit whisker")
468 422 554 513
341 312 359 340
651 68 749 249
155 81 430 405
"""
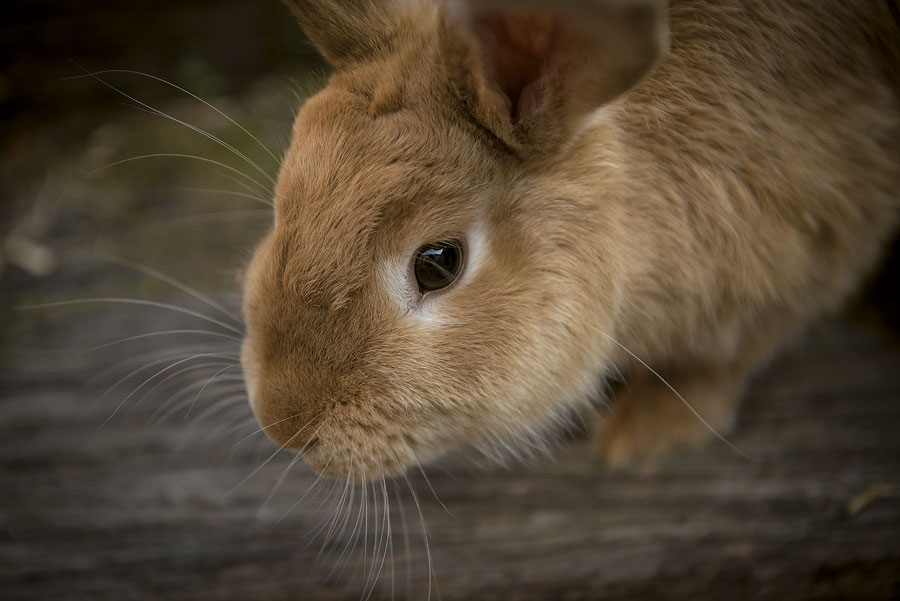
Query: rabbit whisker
229 410 311 450
327 469 367 585
208 166 275 199
256 416 330 517
391 480 413 601
184 364 241 419
64 68 283 165
596 329 756 462
136 360 238 419
17 298 243 335
275 454 333 525
312 459 352 551
177 187 273 207
78 329 240 355
401 471 435 601
227 409 325 497
137 209 272 231
79 69 277 188
362 452 392 601
76 253 243 325
119 101 277 189
88 153 271 196
106 352 238 424
168 393 247 432
96 346 231 401
411 454 451 518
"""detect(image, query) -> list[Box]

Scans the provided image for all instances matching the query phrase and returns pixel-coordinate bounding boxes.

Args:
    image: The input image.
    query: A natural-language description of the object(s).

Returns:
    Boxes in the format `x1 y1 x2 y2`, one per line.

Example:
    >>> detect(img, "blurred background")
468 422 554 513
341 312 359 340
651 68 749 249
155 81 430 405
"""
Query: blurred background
2 1 899 600
1 0 325 329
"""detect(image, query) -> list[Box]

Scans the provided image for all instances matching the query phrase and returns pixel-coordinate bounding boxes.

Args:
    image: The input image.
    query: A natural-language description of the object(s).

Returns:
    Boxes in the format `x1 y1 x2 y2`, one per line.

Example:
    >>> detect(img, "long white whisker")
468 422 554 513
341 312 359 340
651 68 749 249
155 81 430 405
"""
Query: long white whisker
402 471 435 601
137 209 272 230
79 329 239 355
209 167 274 199
257 450 306 518
360 477 370 595
391 480 413 601
82 72 277 189
105 352 237 425
596 330 756 461
184 365 240 419
173 392 247 429
327 470 367 585
17 298 243 335
363 452 391 601
139 360 238 419
65 68 283 165
313 459 353 549
302 470 346 552
247 100 289 159
361 478 377 600
227 410 325 497
275 455 333 525
411 455 452 518
256 416 330 517
177 187 273 207
382 460 395 601
88 153 270 196
306 473 345 554
167 393 250 458
229 411 309 450
78 253 243 324
118 101 277 189
96 346 230 401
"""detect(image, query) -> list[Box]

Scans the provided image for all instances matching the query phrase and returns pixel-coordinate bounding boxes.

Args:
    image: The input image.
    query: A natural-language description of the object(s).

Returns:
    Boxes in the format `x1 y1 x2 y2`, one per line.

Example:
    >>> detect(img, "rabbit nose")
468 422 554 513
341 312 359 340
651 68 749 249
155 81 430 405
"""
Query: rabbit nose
251 387 325 452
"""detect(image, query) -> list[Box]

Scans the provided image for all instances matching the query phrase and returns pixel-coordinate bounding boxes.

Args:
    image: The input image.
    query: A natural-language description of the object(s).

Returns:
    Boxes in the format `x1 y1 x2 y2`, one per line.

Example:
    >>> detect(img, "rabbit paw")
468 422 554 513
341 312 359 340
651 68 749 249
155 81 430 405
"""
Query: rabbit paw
593 364 744 471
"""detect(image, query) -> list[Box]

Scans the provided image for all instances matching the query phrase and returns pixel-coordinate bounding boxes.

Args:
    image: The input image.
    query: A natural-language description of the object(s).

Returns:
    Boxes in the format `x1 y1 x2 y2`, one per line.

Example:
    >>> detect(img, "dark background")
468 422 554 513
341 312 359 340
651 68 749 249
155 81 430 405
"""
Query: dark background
2 2 899 600
1 0 322 124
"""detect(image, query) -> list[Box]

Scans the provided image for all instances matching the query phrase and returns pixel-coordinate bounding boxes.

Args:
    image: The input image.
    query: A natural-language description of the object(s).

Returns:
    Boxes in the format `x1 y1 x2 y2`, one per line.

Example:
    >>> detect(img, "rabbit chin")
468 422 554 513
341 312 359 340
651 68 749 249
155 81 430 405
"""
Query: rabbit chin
297 425 429 481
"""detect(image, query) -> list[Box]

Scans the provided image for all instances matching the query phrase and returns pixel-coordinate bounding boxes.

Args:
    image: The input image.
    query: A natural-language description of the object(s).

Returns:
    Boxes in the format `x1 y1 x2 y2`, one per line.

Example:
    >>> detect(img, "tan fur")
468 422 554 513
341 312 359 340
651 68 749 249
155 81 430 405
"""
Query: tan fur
241 0 900 479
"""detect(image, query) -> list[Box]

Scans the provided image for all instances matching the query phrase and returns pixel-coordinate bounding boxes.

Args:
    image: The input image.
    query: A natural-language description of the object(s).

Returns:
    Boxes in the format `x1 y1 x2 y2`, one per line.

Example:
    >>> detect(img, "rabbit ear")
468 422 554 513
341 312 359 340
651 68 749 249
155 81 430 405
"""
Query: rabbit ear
283 0 417 68
441 0 669 153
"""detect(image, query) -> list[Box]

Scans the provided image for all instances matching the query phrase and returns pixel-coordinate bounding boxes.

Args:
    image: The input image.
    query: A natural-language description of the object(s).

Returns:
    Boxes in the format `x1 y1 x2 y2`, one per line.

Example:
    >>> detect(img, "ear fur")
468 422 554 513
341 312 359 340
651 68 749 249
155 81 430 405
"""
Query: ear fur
282 0 417 68
440 0 669 154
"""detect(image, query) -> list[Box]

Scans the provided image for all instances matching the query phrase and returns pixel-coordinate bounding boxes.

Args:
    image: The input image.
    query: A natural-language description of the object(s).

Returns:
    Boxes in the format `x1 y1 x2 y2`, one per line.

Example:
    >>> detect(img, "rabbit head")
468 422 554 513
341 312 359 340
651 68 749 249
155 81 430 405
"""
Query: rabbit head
240 0 668 479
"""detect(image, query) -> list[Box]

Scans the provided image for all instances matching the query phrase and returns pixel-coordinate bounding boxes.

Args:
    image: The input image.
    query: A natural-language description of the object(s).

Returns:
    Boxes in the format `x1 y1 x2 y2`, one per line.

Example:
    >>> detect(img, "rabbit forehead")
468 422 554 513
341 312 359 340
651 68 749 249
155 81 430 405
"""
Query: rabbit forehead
280 84 491 206
270 86 495 308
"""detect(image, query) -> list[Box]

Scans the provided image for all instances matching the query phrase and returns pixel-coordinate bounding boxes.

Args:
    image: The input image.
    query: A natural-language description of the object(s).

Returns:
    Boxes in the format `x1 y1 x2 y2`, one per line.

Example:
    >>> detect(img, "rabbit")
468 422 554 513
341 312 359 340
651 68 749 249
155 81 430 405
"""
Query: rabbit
239 0 900 479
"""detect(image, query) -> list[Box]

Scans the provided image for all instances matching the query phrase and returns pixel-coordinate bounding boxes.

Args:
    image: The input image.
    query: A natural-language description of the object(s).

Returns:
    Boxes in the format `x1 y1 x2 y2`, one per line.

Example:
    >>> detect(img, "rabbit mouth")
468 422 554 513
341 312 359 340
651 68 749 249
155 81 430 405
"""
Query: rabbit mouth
298 417 420 482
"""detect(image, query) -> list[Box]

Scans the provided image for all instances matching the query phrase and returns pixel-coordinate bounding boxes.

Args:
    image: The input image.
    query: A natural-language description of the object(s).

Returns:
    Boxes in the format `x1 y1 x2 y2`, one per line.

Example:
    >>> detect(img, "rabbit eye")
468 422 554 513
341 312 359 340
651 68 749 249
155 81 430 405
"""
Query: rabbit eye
413 240 464 294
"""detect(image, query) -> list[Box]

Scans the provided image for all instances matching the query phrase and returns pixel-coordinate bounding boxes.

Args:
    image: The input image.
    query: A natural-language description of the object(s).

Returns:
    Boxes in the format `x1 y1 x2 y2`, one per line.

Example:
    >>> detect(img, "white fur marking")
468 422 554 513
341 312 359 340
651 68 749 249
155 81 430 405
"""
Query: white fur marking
378 223 490 326
575 106 611 138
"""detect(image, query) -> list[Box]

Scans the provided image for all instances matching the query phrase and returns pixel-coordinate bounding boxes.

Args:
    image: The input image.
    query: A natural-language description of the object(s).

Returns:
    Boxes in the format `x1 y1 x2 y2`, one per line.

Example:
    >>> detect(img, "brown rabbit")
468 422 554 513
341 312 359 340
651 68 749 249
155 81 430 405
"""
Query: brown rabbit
239 0 900 479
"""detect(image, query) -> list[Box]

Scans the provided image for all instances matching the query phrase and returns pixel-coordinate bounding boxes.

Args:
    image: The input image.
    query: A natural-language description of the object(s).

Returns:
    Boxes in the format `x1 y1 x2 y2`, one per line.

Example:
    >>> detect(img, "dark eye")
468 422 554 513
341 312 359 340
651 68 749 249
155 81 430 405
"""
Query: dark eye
413 240 464 294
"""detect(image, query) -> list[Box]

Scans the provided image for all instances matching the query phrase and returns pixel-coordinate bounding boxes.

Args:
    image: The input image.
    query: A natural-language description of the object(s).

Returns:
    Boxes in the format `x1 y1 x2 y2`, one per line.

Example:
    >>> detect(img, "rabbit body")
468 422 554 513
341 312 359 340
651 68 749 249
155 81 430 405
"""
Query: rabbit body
240 0 900 477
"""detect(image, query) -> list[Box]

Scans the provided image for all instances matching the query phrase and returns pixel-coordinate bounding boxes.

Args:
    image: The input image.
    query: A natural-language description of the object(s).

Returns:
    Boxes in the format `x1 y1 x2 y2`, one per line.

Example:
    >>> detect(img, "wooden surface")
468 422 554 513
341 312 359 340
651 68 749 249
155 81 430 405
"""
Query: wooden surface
2 303 899 601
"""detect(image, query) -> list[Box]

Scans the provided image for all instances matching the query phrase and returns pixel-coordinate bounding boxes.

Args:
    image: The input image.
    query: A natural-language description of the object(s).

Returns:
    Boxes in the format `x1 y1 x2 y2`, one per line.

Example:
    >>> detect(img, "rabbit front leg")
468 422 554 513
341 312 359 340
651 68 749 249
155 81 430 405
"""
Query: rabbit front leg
593 358 750 471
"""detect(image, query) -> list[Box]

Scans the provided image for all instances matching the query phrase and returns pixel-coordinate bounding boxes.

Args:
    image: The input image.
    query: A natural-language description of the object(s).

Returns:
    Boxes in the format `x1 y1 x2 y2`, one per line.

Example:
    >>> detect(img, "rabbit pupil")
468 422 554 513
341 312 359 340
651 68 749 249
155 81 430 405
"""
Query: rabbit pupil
414 241 463 293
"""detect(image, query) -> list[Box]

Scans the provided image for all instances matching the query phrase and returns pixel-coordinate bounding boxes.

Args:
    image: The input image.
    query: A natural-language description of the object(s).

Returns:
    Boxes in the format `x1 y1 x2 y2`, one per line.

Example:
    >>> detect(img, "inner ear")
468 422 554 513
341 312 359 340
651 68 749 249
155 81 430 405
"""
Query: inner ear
471 10 566 121
443 0 669 152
